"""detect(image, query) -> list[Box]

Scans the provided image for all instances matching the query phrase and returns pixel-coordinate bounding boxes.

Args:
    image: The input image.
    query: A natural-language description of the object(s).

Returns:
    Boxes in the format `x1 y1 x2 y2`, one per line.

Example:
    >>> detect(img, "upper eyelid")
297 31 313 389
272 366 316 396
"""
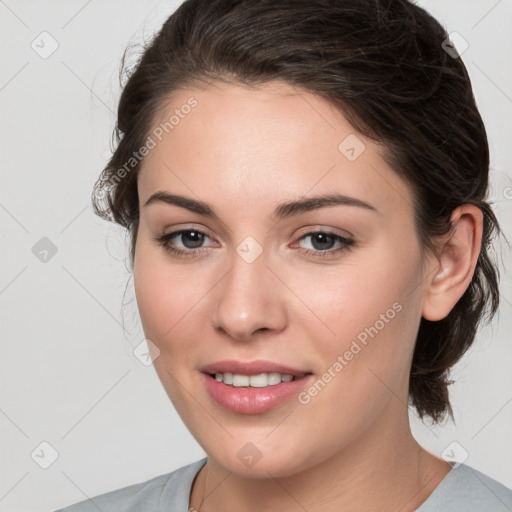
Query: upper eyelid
297 227 353 239
164 225 215 239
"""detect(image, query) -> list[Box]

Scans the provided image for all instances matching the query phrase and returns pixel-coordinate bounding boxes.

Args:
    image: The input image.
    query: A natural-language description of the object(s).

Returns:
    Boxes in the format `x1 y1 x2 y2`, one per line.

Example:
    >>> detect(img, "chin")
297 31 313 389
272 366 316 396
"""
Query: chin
205 440 320 480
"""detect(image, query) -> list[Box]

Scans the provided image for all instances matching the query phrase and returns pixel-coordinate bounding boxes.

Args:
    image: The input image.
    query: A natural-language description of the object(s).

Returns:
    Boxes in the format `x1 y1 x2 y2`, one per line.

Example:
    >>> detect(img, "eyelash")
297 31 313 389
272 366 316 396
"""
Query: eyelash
152 228 355 260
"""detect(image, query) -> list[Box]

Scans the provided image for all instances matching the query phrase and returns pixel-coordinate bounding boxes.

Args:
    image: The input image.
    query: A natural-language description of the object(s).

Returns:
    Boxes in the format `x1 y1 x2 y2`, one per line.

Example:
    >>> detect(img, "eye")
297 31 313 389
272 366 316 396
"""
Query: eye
152 228 355 260
152 229 215 258
293 230 355 259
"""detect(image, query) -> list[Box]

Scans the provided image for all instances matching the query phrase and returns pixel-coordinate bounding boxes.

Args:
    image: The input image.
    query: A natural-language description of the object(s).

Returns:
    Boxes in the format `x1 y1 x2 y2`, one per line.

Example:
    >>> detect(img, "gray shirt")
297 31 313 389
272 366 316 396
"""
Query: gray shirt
54 457 512 511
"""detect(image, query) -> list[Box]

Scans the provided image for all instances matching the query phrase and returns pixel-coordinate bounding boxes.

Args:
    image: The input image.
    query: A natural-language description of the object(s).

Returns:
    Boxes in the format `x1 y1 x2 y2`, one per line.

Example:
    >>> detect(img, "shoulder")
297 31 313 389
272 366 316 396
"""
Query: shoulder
417 463 512 511
53 457 207 512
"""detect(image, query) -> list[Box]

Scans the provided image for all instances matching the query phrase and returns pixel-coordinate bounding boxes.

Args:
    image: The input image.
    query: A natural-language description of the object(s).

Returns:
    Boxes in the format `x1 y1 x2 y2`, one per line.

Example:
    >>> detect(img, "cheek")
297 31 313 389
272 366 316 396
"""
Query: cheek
286 259 422 446
297 255 416 325
133 246 209 407
287 245 423 380
133 242 204 352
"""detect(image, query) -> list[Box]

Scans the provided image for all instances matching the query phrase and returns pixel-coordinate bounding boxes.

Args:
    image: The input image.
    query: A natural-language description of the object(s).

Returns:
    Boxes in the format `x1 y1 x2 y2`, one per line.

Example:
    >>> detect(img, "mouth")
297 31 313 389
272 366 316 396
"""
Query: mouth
200 361 315 414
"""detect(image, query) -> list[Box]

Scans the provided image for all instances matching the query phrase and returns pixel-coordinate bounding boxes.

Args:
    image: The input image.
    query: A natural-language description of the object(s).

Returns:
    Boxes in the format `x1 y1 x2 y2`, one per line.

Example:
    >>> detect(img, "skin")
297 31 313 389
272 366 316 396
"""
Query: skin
133 80 483 511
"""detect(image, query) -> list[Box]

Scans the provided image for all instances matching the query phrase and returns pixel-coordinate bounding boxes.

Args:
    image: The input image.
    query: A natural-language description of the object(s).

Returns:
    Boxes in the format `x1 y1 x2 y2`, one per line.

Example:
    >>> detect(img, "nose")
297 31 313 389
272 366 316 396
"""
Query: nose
211 244 288 341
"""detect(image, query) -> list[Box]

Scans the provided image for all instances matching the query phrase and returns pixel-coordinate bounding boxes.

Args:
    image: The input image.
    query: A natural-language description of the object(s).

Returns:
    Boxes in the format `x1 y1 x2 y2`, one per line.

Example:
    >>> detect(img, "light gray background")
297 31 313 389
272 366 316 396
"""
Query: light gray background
0 1 511 511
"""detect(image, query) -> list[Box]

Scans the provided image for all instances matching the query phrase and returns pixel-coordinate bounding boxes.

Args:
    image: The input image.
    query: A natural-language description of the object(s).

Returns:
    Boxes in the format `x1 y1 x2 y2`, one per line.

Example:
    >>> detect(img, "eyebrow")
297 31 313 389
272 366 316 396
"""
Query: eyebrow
143 191 380 219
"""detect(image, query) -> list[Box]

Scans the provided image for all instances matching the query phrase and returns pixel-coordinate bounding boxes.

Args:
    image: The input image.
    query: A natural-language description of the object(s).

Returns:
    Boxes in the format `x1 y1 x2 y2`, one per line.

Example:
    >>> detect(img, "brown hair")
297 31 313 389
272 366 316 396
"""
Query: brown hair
92 0 502 422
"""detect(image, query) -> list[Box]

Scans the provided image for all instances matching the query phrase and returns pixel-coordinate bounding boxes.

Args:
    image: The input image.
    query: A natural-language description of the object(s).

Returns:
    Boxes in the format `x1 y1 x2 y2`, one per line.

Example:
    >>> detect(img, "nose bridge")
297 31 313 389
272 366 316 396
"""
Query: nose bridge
212 236 287 339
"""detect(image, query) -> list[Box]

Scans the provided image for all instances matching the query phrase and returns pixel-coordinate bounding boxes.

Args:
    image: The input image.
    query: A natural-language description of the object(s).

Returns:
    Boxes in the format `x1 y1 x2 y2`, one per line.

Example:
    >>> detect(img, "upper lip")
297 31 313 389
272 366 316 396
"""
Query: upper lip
200 360 311 376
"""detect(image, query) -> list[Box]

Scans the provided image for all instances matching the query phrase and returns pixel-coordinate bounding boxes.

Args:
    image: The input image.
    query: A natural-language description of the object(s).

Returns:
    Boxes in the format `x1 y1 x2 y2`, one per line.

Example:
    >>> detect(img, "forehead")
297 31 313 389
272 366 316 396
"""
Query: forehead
138 80 414 220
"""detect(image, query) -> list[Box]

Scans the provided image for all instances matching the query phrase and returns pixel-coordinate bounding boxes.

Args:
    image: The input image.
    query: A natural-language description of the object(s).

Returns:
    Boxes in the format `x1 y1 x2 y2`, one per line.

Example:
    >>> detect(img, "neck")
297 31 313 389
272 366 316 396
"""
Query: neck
190 406 451 512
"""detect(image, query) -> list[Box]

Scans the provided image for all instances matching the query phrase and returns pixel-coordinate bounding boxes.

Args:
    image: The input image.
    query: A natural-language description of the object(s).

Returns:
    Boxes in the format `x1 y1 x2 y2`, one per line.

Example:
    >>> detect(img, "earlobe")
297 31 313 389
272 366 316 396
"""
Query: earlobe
421 205 483 322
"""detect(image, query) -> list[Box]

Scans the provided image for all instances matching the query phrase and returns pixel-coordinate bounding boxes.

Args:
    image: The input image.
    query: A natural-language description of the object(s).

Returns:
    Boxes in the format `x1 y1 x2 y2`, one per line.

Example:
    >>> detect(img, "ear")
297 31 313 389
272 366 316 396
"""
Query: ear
422 204 483 322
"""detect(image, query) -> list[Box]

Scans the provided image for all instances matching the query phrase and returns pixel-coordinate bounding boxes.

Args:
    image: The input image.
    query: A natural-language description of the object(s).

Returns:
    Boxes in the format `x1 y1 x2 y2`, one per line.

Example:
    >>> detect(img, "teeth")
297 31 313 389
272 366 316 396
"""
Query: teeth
233 375 249 387
214 372 301 387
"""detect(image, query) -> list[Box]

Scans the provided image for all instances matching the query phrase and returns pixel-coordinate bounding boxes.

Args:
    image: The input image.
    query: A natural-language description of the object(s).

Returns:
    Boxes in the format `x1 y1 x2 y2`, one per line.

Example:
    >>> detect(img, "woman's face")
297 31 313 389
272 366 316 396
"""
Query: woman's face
134 80 434 477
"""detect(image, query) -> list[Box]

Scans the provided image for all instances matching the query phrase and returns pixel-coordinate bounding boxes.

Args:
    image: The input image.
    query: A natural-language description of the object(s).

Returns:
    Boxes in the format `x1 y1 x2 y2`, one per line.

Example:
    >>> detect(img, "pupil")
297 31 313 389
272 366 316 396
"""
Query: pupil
311 233 334 251
182 231 204 249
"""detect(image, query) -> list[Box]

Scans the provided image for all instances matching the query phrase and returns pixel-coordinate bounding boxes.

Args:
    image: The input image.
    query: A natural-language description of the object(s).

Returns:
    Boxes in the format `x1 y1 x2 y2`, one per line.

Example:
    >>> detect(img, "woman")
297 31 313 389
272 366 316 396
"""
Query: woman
56 0 511 510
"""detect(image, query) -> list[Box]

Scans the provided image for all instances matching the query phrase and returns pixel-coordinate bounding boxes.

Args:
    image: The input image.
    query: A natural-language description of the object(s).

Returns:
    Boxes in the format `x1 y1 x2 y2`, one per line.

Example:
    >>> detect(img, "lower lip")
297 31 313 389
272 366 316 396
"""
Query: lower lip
202 373 314 414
